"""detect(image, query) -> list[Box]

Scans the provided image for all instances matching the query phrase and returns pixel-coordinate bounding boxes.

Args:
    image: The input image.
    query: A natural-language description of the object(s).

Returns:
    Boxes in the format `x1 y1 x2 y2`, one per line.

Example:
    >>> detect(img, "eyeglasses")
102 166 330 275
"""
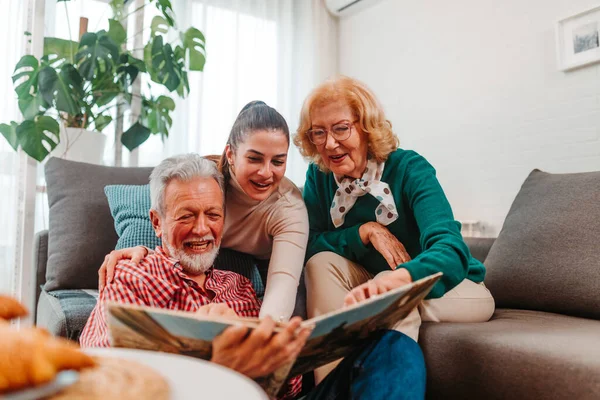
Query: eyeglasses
307 121 356 145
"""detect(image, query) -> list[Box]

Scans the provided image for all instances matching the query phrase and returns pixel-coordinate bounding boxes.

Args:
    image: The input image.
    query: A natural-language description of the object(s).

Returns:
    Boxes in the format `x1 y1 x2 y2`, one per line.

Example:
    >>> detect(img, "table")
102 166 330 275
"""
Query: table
86 348 268 399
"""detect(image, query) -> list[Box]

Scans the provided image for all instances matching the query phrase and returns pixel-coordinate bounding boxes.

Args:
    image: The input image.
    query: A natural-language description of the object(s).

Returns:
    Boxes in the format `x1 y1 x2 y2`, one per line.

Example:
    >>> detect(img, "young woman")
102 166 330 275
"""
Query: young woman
99 101 308 321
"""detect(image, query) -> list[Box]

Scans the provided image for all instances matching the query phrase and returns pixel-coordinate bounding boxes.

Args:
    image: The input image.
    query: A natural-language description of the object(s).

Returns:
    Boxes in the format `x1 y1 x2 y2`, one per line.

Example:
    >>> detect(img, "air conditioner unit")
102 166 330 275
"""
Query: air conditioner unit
324 0 384 18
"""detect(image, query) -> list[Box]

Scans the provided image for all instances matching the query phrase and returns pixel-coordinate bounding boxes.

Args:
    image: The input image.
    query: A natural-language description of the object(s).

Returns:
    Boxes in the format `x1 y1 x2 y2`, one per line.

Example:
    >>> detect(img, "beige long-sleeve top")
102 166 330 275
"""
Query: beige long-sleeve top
221 173 309 320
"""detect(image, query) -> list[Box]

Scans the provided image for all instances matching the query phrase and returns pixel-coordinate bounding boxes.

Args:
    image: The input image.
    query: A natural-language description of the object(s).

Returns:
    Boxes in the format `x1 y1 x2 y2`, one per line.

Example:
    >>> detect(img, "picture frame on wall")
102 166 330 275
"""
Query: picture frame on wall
556 5 600 71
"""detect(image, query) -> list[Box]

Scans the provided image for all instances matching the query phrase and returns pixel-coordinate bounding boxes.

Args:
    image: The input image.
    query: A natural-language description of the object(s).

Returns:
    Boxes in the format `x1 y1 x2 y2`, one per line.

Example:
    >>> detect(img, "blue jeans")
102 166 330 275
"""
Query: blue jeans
303 330 426 400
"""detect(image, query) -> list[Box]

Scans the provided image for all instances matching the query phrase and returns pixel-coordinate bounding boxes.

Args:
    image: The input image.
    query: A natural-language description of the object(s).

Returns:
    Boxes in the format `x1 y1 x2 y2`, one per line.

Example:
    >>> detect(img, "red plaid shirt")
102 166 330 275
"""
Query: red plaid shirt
80 247 301 398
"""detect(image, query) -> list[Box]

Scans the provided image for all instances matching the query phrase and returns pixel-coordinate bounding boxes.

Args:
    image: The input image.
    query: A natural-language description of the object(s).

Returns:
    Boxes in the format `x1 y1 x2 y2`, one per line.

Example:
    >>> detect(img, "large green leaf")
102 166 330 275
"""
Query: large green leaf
122 121 151 151
12 55 40 99
108 19 127 46
183 27 206 71
75 32 119 80
128 54 146 72
43 37 78 66
17 116 60 162
13 55 49 118
38 64 84 115
176 70 189 97
18 94 48 120
173 44 184 61
154 0 175 27
145 95 175 138
171 46 188 97
143 42 159 83
0 121 19 151
109 0 126 20
150 35 181 91
150 16 169 37
94 114 112 132
116 53 145 88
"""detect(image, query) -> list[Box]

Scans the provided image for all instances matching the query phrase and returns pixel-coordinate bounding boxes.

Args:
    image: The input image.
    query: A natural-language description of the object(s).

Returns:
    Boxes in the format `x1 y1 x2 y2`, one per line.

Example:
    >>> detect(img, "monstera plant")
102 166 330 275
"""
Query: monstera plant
0 0 205 161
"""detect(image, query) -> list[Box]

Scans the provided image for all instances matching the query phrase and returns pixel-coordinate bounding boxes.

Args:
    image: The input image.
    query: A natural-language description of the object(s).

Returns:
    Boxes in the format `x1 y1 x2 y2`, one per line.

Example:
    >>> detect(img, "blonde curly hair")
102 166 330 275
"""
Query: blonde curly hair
293 76 399 172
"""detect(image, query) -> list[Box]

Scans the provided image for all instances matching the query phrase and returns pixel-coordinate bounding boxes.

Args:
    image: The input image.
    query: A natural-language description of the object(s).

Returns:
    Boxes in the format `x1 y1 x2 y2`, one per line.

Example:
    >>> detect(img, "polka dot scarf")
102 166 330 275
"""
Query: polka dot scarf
330 158 398 228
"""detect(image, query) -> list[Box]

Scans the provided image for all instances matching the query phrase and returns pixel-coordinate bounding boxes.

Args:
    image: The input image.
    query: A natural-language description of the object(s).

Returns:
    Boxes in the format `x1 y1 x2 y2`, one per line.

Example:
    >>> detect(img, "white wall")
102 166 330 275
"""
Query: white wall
338 0 600 236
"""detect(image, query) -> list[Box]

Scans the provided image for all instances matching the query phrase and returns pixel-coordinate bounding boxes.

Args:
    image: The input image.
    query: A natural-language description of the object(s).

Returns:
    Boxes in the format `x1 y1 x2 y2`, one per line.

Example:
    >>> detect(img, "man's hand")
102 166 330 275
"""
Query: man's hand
98 246 148 291
211 316 312 379
359 222 411 269
195 303 237 318
344 268 413 307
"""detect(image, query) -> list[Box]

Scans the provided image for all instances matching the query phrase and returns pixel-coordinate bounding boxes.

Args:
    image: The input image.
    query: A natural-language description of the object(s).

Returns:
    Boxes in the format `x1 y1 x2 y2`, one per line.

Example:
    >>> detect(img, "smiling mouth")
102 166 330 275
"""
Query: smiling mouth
184 240 213 252
250 180 273 191
329 154 347 163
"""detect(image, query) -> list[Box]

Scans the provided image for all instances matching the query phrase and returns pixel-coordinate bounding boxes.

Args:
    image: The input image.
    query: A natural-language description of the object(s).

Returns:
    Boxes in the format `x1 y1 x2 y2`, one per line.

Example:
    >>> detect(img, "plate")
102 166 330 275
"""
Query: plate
3 371 79 400
85 348 268 399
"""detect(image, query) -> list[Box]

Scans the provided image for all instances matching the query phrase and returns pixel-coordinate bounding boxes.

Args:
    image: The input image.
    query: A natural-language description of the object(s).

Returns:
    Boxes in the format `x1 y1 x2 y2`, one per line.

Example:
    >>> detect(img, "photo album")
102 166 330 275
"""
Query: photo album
107 273 442 397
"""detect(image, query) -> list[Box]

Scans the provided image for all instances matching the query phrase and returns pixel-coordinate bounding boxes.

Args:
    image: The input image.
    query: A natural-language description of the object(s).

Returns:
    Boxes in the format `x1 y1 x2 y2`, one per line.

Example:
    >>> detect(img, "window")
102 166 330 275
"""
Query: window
0 0 26 293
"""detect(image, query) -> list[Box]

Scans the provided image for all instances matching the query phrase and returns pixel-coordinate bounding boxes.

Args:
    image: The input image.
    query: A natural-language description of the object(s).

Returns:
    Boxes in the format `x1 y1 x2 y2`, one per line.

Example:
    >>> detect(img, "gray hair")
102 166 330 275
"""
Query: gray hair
149 153 225 215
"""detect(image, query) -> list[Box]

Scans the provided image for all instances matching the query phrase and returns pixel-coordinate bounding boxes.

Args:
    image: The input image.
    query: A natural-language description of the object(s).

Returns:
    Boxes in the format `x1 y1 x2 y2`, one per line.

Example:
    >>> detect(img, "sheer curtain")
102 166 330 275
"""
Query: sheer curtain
0 0 27 294
138 0 339 185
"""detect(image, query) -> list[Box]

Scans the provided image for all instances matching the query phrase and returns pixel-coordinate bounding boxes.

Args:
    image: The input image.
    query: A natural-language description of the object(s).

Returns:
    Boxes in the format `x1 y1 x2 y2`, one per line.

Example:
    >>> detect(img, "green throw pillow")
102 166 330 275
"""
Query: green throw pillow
104 184 265 297
104 184 162 251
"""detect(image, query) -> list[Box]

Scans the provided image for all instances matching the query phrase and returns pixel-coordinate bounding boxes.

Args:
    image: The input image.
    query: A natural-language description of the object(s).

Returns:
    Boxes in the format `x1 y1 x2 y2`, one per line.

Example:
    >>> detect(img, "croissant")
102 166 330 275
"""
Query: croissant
0 312 95 393
0 295 28 320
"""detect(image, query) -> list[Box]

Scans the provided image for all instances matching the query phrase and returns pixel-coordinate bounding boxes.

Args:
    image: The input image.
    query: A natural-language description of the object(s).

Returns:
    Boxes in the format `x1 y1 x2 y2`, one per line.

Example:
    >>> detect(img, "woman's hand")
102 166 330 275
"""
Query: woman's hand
359 222 411 269
211 316 312 379
98 246 148 291
343 268 413 307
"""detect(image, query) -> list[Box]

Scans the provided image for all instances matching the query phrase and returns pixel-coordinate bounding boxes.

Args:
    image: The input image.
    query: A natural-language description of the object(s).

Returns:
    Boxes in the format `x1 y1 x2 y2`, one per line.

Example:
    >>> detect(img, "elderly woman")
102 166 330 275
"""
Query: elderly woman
294 76 495 382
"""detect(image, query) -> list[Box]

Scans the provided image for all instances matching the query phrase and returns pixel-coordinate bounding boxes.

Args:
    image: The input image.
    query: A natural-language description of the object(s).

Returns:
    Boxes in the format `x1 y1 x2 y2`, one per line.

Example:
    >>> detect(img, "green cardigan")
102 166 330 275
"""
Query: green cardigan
303 148 486 299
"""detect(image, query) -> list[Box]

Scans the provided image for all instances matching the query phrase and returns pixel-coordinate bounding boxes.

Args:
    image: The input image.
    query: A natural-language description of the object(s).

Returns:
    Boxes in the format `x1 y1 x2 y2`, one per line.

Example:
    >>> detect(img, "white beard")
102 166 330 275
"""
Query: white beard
164 235 219 275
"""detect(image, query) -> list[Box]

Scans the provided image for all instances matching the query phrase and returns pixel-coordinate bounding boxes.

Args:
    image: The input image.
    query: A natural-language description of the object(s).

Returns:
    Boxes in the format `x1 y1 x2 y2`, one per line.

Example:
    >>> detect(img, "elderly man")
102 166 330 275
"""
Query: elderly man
80 154 426 400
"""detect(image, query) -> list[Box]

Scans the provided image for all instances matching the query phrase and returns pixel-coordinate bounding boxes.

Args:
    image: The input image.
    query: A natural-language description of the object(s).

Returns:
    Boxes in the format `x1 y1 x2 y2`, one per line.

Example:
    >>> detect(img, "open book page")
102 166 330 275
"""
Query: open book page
290 272 441 376
107 273 441 396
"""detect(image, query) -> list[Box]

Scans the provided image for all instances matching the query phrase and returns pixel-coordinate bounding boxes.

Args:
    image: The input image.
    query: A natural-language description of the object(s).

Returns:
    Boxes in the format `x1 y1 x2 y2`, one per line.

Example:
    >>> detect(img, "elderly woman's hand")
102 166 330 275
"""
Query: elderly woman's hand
359 222 411 269
343 268 413 307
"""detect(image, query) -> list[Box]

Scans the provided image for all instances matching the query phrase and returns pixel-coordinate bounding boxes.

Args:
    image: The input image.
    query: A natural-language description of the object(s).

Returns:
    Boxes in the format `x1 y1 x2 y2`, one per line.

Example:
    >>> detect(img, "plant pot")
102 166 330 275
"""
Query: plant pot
51 127 107 165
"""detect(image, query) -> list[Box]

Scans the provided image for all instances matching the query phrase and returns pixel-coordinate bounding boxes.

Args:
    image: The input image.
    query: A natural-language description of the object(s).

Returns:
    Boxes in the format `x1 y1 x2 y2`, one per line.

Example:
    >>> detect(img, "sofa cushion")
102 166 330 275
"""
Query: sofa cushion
463 237 495 263
484 169 600 319
104 184 162 250
420 309 600 400
45 158 153 291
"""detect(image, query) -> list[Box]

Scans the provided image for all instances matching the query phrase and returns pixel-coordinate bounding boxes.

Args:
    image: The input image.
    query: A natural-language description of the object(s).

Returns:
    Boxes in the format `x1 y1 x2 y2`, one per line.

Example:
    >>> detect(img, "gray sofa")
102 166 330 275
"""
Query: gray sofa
421 169 600 399
35 158 600 399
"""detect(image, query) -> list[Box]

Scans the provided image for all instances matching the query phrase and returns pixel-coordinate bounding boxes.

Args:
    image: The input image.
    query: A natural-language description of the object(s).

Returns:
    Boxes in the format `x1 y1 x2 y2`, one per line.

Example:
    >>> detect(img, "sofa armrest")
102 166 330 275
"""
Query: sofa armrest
37 289 98 341
34 230 49 311
464 237 496 263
